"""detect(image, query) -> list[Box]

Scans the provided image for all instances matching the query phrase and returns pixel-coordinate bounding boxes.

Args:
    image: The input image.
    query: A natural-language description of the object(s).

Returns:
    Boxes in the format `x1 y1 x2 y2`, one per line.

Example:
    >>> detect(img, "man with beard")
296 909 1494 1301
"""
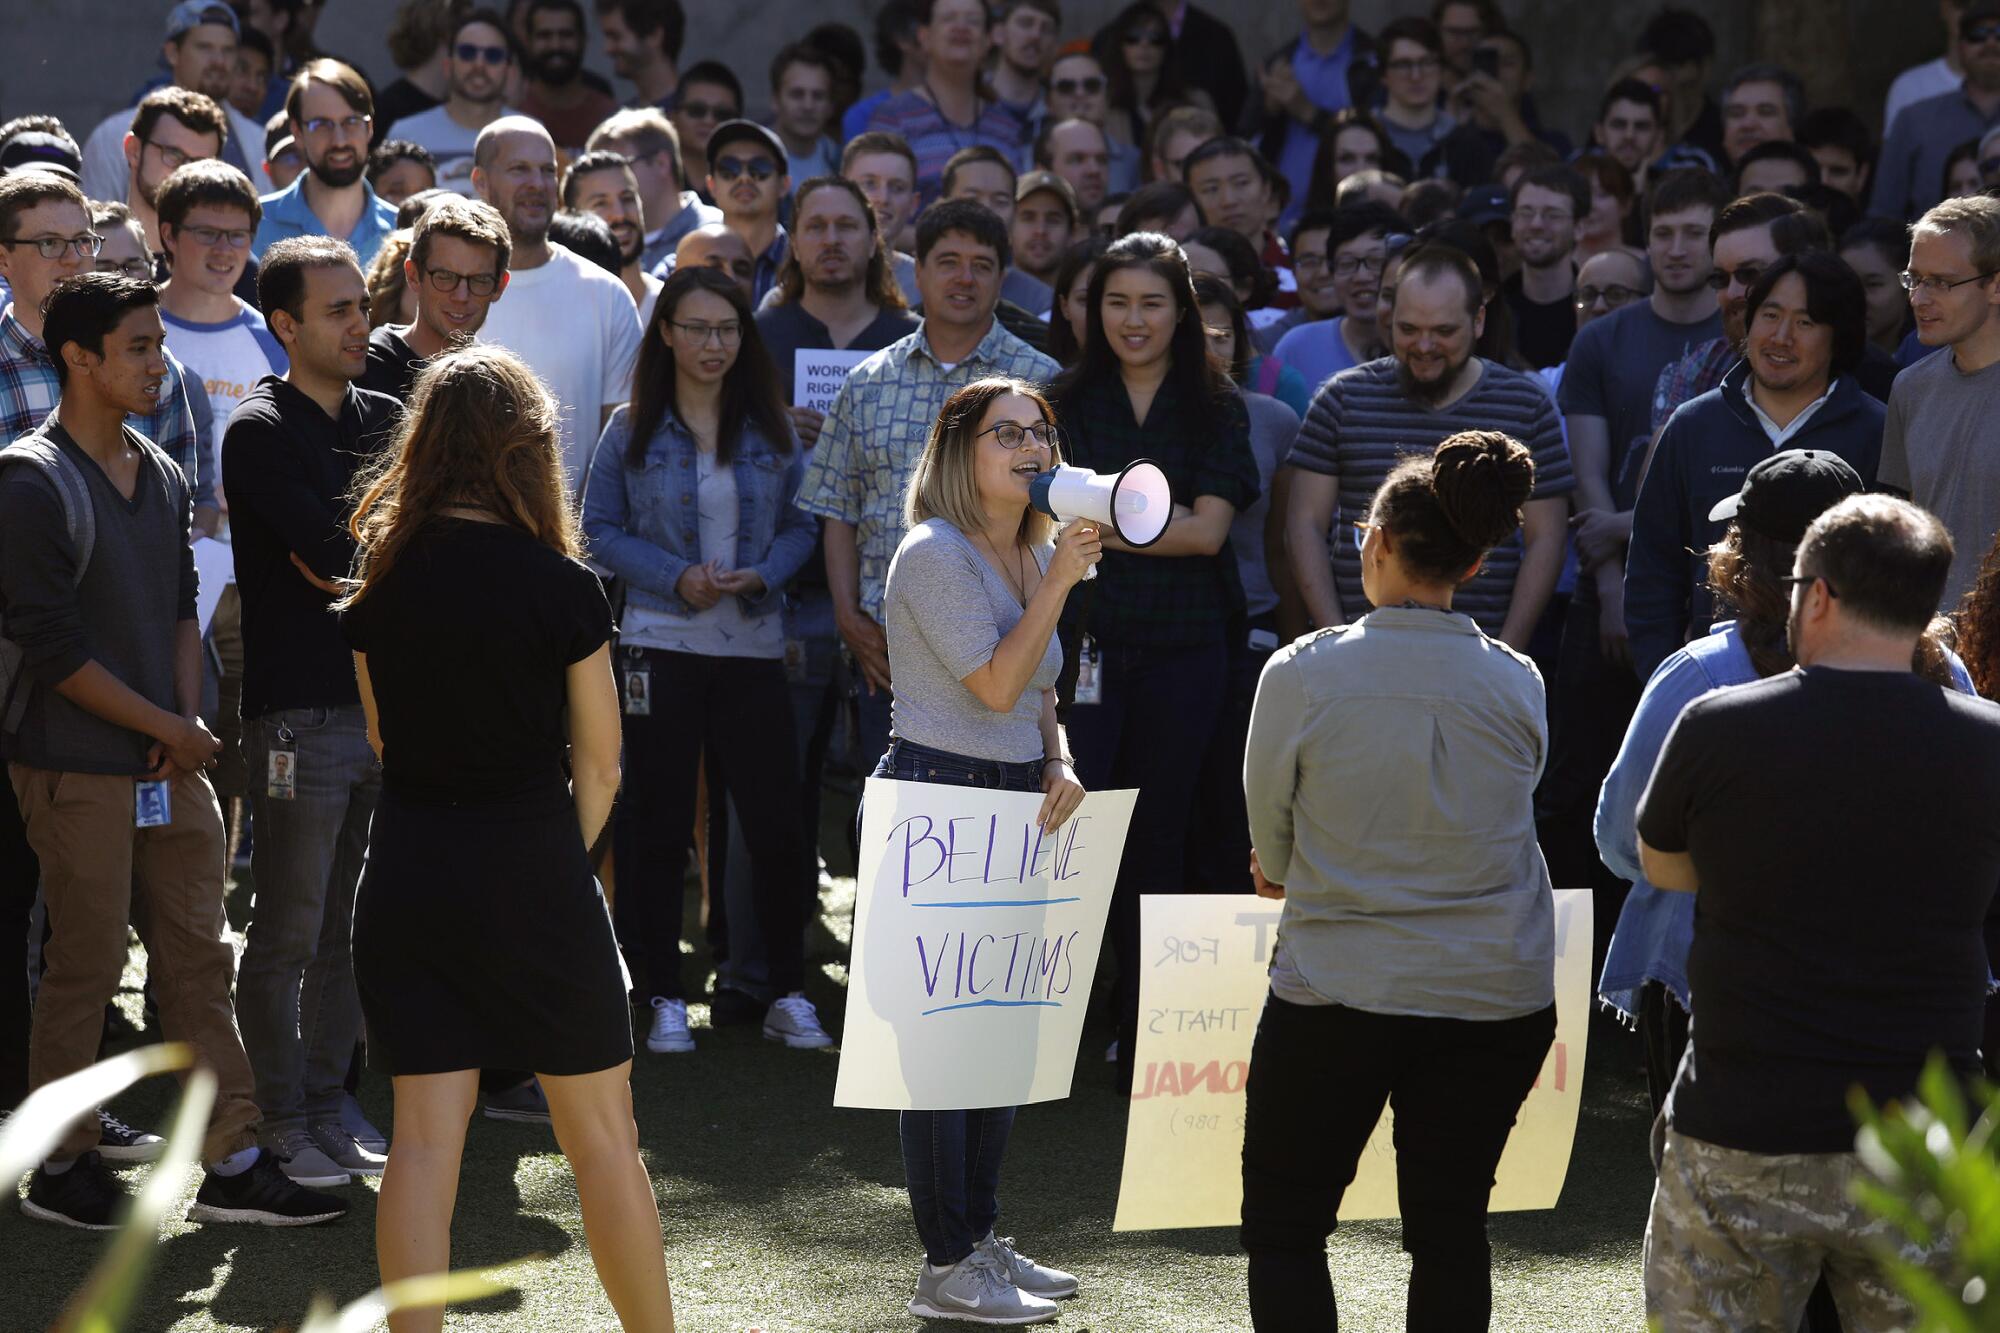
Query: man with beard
563 150 661 322
1284 241 1572 645
1873 1 2000 222
517 0 616 153
1502 166 1586 370
586 110 721 274
1009 169 1076 294
253 61 400 269
360 196 513 402
385 10 519 197
596 0 685 111
472 117 642 489
1273 202 1401 387
114 89 228 255
82 3 268 206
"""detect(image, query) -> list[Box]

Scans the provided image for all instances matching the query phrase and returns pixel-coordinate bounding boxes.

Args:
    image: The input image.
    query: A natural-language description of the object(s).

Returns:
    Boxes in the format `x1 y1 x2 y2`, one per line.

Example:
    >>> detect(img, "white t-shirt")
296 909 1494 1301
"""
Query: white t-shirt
160 303 288 454
1883 57 1960 135
636 271 663 331
477 243 643 489
621 450 783 660
384 104 516 196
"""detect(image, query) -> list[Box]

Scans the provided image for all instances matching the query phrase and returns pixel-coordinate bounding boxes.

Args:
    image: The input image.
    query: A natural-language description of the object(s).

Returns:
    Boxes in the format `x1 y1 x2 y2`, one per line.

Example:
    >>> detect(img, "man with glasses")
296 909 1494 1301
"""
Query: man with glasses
670 61 745 206
473 117 642 489
361 196 512 402
1502 167 1586 370
223 235 400 1188
156 162 287 460
111 88 229 256
1880 195 2000 608
1273 202 1401 387
1372 17 1454 181
702 120 790 307
81 3 267 207
385 10 519 197
1874 0 2000 222
586 109 721 274
255 60 399 268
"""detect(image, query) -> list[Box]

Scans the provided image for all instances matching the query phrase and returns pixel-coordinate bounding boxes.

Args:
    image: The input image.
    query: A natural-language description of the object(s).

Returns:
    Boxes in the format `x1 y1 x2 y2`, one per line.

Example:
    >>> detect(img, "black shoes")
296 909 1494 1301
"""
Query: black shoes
186 1151 349 1227
22 1151 124 1230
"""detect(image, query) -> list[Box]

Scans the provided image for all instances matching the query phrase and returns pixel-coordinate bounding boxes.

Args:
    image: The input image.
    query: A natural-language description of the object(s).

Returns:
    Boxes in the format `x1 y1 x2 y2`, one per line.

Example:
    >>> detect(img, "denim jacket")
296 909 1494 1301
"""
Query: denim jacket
1595 621 1976 1020
582 404 813 617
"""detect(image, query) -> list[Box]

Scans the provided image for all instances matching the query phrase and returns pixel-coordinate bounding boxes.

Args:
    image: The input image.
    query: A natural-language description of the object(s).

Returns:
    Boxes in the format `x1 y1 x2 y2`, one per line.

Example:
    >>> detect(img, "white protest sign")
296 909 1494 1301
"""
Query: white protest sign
834 777 1137 1111
191 535 233 634
1112 889 1592 1230
794 348 871 414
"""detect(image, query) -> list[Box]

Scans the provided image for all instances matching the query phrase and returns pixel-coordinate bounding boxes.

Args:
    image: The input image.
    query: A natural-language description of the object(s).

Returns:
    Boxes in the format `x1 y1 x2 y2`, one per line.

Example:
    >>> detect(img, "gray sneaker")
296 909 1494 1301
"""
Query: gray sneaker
907 1250 1058 1325
340 1093 388 1154
266 1127 350 1188
977 1232 1078 1299
308 1119 385 1176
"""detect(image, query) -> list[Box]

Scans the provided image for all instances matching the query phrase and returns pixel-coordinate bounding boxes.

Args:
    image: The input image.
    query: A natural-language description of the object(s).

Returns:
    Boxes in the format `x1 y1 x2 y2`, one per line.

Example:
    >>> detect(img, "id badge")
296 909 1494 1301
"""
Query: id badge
134 779 171 828
783 637 808 685
1073 634 1103 706
623 663 652 716
267 724 297 801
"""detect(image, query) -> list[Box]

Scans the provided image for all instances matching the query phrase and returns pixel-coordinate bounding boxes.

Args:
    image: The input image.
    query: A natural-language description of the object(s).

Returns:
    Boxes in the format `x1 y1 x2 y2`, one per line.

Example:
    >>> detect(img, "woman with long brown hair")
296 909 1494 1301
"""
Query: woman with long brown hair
339 345 673 1333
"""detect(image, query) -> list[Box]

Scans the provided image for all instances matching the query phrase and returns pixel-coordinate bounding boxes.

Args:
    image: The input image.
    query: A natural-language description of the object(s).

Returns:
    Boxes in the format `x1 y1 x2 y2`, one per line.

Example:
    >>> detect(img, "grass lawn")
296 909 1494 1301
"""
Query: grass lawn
6 818 1657 1331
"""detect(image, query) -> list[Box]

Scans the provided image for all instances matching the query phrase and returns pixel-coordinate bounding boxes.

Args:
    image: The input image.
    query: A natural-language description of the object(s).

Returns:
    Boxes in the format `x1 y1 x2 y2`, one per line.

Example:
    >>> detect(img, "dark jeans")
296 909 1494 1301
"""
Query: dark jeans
1185 614 1277 893
0 789 36 1106
874 738 1042 1268
611 649 808 1000
1241 995 1556 1330
1064 636 1227 1085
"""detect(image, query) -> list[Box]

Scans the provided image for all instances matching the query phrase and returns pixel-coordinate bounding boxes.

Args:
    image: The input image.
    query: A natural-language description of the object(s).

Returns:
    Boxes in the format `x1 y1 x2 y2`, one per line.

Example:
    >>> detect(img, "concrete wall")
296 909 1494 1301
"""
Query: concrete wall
0 0 1953 163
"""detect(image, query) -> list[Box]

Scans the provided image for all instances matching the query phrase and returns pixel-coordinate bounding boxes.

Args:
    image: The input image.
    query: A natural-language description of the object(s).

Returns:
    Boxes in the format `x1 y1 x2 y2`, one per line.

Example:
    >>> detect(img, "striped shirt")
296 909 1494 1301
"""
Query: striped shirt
864 92 1028 213
796 318 1059 621
1288 356 1575 635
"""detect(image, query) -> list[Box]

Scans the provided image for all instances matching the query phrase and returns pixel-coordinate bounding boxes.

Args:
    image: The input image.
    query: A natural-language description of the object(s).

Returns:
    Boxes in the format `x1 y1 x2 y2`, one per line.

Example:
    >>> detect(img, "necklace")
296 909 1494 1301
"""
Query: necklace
976 528 1029 607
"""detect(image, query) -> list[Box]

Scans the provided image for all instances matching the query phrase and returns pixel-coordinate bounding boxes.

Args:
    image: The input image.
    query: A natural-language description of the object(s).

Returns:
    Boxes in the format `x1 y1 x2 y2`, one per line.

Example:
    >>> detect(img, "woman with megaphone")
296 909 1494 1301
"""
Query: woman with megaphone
871 375 1098 1325
1046 230 1262 1095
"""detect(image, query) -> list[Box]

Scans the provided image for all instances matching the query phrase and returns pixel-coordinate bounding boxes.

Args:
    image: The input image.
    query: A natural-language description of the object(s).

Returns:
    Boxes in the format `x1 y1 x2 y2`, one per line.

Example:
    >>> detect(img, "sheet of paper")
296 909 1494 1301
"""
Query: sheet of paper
191 535 233 634
794 349 871 414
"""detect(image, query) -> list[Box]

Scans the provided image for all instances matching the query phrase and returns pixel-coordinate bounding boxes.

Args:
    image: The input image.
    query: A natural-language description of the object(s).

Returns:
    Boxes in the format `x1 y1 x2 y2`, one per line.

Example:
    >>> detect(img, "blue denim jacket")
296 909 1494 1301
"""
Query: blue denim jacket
1596 622 1976 1020
582 404 813 617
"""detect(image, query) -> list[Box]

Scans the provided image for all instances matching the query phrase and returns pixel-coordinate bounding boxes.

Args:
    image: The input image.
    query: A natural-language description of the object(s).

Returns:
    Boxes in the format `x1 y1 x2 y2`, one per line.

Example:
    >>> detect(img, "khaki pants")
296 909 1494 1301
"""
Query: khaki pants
10 764 258 1163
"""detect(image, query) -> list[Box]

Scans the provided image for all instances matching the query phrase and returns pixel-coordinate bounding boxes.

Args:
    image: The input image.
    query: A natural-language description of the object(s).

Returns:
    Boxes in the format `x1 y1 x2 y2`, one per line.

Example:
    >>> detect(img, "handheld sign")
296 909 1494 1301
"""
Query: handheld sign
834 777 1137 1111
794 349 871 414
1112 889 1592 1230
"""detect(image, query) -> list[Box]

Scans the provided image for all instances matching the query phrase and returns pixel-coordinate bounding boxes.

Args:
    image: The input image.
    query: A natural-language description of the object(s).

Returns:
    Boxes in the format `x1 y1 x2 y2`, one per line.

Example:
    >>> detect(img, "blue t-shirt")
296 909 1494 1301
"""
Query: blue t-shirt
1275 30 1357 231
1273 317 1359 400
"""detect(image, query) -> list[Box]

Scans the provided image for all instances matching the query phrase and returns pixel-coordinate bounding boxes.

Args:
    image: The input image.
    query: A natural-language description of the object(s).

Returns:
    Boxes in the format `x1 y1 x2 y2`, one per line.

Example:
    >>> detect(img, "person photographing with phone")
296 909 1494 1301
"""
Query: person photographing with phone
873 375 1097 1326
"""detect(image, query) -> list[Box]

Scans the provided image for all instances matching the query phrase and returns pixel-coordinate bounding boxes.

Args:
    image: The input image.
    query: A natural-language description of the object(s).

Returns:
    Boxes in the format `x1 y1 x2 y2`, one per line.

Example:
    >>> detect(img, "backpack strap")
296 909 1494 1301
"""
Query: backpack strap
0 431 96 733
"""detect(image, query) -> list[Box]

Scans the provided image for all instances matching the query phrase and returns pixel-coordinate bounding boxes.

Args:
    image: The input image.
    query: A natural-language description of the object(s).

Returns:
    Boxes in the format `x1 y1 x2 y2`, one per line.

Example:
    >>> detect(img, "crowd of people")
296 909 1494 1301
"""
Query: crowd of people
5 0 2000 1328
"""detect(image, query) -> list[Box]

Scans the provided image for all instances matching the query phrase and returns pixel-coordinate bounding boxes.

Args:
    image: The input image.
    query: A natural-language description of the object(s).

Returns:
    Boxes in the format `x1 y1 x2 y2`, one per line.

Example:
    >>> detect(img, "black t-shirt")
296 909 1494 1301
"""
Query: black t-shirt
340 517 612 806
359 326 423 404
1638 667 2000 1153
1502 272 1576 371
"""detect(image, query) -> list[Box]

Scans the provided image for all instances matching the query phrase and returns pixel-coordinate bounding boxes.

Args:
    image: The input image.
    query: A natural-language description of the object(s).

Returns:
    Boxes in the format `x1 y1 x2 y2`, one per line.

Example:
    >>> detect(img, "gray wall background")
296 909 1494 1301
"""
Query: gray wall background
0 1 1953 158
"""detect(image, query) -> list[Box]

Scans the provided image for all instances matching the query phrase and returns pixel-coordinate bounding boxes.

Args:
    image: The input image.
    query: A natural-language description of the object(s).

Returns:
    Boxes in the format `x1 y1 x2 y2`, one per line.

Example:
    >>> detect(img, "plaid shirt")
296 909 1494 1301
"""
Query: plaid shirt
1649 335 1738 435
0 304 211 511
1052 375 1261 648
796 318 1059 621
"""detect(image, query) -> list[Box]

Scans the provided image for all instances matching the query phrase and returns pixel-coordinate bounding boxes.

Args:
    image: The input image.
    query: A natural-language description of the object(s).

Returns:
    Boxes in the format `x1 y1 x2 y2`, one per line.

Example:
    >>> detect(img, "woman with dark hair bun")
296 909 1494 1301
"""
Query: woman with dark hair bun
1239 430 1557 1331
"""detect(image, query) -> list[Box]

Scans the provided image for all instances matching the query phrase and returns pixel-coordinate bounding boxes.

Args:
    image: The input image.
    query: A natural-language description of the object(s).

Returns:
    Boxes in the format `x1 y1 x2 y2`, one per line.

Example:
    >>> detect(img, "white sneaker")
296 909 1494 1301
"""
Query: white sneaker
647 997 695 1053
763 993 832 1049
978 1232 1078 1299
908 1250 1058 1325
267 1127 351 1188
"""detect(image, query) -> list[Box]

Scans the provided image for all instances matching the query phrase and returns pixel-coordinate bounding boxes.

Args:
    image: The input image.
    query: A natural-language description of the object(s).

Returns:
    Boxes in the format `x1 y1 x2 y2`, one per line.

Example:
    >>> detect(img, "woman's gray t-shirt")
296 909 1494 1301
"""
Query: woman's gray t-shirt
883 518 1060 763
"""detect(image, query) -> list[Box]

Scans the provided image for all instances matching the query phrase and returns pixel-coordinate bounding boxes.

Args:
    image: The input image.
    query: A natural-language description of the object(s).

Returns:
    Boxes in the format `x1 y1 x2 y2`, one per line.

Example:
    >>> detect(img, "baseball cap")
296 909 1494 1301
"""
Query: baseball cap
0 131 83 183
1707 449 1865 543
705 120 788 169
1456 183 1511 229
1015 169 1078 223
166 1 240 41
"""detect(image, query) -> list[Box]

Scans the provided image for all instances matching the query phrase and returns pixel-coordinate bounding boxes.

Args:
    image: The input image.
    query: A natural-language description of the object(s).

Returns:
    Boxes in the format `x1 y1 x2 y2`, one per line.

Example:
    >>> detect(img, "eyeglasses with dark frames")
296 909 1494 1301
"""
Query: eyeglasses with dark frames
1778 573 1838 597
0 232 104 260
425 267 501 296
978 420 1060 451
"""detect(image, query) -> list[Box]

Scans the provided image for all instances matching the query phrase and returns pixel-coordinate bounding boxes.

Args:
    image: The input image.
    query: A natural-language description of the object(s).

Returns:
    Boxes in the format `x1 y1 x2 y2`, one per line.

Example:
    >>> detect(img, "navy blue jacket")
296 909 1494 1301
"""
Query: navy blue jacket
1625 362 1885 681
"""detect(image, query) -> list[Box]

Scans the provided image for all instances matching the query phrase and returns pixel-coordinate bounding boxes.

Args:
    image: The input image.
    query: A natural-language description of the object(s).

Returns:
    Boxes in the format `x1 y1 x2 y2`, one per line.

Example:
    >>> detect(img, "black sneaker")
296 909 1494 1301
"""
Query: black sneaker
187 1151 348 1227
22 1151 126 1230
481 1078 552 1124
709 987 765 1027
96 1110 166 1163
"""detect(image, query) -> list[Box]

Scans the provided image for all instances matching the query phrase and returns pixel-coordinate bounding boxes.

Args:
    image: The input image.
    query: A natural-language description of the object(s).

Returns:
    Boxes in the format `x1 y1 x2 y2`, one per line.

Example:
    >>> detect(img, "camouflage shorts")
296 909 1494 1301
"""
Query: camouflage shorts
1643 1127 1945 1332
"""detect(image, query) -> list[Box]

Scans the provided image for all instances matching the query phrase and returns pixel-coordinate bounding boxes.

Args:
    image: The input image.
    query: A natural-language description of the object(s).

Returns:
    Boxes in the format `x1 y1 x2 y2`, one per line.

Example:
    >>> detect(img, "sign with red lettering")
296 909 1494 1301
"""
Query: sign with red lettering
833 778 1138 1110
1112 890 1592 1229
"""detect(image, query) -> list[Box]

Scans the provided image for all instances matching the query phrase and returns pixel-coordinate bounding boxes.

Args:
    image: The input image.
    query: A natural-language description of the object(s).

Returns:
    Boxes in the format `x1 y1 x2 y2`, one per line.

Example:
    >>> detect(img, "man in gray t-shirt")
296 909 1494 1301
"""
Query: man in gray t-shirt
1879 197 2000 610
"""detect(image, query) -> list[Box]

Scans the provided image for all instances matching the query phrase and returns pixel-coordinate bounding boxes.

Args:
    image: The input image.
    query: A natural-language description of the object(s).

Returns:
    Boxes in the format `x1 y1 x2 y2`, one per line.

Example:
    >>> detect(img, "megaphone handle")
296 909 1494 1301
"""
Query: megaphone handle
1082 563 1097 581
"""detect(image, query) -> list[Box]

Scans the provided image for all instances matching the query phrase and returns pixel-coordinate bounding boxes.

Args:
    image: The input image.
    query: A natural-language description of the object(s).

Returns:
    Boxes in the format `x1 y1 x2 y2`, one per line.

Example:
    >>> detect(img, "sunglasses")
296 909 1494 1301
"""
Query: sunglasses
1961 21 2000 43
713 156 778 182
1051 76 1106 96
678 99 736 122
1123 28 1168 46
455 42 509 64
1575 283 1643 308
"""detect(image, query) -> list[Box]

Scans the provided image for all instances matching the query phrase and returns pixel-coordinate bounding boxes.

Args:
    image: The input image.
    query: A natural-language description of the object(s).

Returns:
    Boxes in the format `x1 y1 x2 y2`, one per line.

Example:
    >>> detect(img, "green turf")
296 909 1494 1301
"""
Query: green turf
5 859 1655 1331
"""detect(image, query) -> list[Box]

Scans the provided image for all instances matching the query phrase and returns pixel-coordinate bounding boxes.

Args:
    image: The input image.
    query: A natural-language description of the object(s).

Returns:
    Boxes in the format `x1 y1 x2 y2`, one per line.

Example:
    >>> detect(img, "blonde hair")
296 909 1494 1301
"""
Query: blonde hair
339 345 581 609
905 377 1060 549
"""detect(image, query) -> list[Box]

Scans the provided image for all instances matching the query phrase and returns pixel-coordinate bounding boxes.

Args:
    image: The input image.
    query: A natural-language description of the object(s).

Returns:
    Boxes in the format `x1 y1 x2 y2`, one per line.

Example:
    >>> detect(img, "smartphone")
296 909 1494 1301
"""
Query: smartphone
1472 47 1500 79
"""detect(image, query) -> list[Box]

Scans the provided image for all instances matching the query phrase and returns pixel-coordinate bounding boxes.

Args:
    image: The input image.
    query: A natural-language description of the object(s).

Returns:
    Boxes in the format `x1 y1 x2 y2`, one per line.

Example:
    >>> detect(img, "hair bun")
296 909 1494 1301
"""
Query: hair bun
1430 431 1535 551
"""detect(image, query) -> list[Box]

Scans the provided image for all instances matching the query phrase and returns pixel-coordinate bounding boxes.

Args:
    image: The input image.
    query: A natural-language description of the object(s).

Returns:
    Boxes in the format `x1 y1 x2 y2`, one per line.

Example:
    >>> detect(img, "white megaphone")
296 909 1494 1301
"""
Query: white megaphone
1028 461 1172 578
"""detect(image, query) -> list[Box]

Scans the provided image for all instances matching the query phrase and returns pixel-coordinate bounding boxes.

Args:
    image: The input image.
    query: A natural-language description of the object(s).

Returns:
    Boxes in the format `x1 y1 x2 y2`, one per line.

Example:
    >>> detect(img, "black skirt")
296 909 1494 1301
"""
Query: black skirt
352 789 634 1076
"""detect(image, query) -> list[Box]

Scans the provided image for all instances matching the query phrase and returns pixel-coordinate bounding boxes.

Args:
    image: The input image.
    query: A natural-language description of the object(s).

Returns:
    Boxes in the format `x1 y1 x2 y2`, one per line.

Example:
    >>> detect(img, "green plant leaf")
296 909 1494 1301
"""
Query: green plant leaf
293 1260 542 1333
0 1043 193 1181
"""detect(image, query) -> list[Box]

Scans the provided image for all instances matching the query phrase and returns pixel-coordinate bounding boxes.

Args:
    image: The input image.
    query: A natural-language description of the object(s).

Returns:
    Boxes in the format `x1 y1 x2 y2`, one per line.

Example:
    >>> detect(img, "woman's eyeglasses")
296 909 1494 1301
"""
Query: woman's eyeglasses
978 420 1059 451
671 320 743 347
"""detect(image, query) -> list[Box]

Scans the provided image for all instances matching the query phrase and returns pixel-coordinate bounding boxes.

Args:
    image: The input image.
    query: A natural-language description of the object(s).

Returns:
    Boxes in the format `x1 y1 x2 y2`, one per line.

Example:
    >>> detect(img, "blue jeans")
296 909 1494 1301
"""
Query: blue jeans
875 738 1041 1268
235 705 380 1131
